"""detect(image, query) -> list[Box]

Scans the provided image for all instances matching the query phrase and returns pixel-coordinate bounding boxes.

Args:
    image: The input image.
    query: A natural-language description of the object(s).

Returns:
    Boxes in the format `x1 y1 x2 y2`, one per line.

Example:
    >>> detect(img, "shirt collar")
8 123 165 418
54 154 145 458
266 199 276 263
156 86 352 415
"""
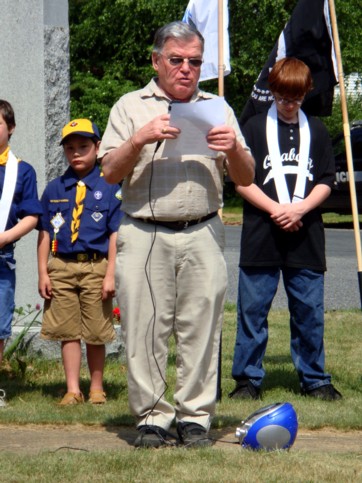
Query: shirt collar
63 164 101 190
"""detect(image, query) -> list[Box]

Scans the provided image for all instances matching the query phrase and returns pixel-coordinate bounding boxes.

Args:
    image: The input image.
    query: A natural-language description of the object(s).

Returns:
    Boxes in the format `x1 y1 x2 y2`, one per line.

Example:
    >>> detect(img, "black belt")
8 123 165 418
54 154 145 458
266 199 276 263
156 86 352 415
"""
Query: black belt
137 212 218 231
56 252 105 262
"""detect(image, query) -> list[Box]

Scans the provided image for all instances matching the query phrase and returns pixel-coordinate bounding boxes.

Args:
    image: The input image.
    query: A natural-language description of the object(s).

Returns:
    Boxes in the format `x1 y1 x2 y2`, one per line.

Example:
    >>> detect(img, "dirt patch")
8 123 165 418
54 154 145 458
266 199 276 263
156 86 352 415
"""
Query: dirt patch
0 424 361 454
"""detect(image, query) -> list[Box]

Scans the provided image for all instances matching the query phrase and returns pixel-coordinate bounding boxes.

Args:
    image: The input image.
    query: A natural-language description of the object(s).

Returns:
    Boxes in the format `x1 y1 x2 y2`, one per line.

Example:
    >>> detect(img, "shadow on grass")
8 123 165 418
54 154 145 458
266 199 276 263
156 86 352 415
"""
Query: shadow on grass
263 369 300 394
0 363 127 405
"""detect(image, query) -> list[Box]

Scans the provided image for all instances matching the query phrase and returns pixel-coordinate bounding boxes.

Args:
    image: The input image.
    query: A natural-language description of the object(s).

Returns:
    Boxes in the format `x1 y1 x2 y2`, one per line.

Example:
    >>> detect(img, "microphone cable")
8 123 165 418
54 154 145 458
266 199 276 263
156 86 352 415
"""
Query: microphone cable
143 119 170 429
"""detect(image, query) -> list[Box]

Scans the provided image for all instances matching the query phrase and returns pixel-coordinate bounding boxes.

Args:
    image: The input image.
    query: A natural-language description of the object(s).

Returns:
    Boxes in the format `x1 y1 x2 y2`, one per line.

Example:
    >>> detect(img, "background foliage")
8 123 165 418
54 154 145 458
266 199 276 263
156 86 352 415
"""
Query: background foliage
69 0 362 136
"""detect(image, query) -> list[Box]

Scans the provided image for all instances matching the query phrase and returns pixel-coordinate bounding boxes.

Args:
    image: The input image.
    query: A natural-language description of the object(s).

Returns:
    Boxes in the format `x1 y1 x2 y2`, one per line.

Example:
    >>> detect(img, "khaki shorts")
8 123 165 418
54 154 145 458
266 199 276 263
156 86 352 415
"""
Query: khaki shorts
41 256 116 344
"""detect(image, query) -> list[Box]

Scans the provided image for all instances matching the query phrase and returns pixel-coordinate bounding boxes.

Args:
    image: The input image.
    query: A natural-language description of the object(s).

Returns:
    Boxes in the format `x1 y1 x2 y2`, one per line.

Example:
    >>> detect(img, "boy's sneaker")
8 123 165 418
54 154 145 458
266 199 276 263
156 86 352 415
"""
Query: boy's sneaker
0 389 6 408
228 380 261 400
177 422 213 448
134 425 170 448
303 384 343 401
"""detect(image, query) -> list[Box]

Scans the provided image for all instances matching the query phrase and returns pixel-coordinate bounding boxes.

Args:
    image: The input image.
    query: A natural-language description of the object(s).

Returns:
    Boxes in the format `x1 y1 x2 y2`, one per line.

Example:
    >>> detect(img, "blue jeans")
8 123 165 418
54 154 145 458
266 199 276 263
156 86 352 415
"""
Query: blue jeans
231 267 331 391
0 253 16 340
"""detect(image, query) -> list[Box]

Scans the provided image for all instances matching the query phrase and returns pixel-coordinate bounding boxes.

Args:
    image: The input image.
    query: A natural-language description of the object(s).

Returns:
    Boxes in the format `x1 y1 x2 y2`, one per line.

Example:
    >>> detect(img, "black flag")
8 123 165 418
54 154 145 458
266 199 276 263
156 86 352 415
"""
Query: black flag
240 0 338 126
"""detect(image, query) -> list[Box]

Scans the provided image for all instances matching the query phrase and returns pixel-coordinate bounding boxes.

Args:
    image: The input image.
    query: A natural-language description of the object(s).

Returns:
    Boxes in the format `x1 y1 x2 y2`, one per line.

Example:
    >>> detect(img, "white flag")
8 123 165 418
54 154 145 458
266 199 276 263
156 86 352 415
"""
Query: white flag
183 0 231 82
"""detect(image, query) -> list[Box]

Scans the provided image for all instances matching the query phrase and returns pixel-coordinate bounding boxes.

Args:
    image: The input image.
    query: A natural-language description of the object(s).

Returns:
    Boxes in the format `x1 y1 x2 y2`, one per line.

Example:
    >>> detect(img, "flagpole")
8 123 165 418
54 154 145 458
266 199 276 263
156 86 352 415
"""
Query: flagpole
218 0 224 97
216 0 224 403
328 0 362 309
218 0 224 221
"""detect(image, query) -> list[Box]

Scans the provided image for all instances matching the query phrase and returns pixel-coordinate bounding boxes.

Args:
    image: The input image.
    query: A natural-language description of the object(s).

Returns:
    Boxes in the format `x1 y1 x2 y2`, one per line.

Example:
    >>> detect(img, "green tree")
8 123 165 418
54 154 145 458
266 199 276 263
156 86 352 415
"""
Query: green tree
69 0 187 129
69 0 362 134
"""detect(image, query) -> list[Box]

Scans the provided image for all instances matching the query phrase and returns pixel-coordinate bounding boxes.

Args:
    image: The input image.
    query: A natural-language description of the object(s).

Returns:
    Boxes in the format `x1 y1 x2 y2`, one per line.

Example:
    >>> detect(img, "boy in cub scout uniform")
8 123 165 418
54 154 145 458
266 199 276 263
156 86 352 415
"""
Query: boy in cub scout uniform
37 119 123 405
0 99 42 407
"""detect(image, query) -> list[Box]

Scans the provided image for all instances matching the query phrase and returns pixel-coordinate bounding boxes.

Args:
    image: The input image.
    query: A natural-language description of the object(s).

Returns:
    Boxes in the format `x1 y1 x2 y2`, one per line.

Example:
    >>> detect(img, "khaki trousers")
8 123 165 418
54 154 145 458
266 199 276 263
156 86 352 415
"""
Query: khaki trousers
115 215 227 430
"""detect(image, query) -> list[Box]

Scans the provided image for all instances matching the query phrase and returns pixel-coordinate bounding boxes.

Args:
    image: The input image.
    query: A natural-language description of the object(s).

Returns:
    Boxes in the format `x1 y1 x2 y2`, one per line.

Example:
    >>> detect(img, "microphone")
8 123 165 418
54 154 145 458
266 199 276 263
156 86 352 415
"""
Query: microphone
154 101 179 153
154 140 163 154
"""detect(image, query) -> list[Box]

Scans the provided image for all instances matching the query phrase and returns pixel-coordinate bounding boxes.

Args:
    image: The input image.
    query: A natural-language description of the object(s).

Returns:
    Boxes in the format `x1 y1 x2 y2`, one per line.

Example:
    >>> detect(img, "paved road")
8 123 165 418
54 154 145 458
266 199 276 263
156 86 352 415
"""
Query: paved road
225 226 362 310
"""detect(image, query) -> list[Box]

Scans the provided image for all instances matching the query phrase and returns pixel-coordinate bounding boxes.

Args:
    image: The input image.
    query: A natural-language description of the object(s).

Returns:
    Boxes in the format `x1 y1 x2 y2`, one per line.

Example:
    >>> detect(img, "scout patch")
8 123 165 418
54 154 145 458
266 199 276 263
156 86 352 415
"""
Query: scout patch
50 212 65 254
50 212 65 231
91 211 103 222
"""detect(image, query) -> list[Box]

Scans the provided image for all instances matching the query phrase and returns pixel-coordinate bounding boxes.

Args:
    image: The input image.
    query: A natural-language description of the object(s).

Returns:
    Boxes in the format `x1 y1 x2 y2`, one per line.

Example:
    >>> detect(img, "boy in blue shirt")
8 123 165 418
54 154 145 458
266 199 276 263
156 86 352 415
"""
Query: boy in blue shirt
37 119 123 405
0 100 42 406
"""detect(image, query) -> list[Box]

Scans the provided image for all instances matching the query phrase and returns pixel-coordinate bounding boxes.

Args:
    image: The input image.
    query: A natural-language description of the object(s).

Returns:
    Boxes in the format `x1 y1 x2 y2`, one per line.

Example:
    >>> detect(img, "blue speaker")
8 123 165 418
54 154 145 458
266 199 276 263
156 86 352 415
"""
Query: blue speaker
235 402 298 450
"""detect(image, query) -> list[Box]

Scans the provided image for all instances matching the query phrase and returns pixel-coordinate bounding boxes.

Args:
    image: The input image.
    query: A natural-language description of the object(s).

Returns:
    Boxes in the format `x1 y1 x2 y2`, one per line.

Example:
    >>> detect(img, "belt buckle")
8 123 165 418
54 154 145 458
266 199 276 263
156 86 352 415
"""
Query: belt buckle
77 253 89 262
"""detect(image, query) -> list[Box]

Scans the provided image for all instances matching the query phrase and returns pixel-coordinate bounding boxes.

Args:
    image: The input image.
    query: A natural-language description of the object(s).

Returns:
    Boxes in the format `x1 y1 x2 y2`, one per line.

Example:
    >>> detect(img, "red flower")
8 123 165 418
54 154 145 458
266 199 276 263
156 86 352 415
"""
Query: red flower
113 307 121 321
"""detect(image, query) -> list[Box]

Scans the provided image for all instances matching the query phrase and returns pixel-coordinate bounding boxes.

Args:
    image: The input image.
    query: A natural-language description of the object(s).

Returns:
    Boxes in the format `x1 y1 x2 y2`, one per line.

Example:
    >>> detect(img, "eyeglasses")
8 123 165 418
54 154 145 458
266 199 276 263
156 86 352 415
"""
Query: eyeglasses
161 55 203 68
274 96 304 106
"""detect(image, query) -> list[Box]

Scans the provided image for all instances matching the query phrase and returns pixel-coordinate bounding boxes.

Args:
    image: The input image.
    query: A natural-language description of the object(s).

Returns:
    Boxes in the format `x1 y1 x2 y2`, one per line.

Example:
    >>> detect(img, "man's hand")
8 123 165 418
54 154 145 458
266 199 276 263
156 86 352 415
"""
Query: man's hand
133 113 180 147
206 125 236 153
209 125 255 187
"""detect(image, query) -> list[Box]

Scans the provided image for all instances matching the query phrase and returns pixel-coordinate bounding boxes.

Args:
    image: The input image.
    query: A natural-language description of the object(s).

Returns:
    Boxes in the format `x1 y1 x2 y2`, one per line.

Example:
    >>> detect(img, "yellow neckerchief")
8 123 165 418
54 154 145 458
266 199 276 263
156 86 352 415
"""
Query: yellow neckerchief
0 146 10 166
70 180 87 243
0 146 21 166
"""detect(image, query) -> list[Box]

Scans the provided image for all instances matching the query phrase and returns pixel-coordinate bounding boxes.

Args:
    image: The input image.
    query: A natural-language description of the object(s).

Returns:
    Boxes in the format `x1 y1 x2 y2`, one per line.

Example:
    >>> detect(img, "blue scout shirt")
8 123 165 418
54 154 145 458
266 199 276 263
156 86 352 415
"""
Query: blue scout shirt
0 160 43 250
39 164 123 256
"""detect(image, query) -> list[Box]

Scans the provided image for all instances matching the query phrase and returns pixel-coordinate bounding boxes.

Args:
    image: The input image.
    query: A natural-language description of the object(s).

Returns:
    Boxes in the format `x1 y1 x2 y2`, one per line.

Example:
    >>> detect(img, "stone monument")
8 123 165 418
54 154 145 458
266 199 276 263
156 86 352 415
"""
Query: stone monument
0 0 70 315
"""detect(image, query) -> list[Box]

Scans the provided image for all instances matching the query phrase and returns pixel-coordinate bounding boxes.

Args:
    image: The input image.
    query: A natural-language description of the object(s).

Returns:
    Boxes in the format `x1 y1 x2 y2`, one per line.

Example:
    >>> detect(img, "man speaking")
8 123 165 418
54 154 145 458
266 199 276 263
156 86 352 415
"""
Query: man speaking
100 21 254 448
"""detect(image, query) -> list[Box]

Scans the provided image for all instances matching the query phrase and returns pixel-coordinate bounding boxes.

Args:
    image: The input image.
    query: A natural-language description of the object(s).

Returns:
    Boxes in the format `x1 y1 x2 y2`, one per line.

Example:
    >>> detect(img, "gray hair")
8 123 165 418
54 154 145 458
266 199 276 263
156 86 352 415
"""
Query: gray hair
153 21 204 54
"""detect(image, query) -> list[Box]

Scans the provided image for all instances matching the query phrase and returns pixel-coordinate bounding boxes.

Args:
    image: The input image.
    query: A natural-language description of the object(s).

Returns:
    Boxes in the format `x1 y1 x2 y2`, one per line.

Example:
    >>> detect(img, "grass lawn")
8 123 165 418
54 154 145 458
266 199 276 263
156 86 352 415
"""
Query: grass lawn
0 306 361 482
1 205 361 481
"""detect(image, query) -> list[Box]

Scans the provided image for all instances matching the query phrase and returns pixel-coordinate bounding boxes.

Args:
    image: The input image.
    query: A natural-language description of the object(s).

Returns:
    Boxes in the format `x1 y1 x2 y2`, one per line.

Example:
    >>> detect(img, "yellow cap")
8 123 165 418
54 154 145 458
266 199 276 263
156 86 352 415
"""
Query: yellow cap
60 119 100 145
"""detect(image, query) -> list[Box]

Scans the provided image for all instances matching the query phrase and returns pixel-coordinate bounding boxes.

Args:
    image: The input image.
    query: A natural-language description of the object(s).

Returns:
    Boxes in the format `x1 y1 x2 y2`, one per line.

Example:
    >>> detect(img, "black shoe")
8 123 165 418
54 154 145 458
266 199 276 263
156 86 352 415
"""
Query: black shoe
303 384 343 401
134 425 170 448
177 422 213 448
228 380 261 400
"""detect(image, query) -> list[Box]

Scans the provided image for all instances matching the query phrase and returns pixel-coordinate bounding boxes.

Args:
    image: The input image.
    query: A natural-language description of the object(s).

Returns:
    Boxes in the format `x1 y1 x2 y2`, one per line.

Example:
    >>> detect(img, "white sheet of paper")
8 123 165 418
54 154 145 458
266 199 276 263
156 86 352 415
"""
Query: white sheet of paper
163 97 225 157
